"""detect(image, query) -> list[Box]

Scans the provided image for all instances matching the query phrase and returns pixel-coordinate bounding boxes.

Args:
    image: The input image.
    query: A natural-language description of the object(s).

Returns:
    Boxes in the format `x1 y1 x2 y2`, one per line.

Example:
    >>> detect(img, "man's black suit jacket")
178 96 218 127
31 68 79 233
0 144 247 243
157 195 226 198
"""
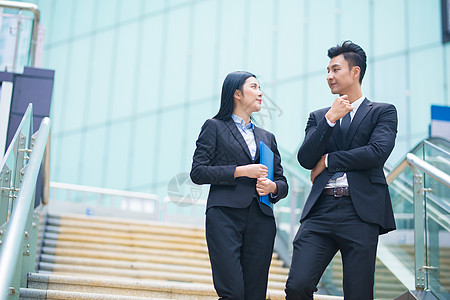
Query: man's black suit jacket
191 118 288 217
297 98 397 234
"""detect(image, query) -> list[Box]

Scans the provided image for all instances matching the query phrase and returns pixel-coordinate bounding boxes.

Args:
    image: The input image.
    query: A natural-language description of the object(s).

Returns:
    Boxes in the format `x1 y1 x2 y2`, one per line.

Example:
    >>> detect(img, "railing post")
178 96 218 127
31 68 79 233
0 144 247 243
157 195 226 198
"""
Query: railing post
20 193 39 288
0 166 12 225
11 132 26 213
411 165 426 290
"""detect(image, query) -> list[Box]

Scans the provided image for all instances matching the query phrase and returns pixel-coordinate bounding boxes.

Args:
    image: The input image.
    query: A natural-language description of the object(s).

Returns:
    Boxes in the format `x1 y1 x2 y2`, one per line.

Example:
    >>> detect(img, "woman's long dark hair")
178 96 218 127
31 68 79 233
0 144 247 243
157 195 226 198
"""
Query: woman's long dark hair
213 71 256 120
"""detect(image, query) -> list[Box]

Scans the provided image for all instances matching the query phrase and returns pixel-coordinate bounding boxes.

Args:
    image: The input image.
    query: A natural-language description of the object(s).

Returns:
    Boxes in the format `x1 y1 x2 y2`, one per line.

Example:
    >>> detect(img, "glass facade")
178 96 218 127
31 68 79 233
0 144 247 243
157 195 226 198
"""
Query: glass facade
24 0 449 201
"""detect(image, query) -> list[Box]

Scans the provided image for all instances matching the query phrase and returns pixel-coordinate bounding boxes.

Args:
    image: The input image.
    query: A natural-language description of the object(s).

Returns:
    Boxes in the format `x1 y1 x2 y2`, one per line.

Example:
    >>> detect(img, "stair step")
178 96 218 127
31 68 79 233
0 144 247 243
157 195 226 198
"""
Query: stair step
27 273 217 298
43 239 284 266
40 247 286 275
43 231 208 253
47 213 205 234
41 245 212 268
39 255 288 281
46 225 207 246
47 215 206 239
43 232 283 268
25 273 342 300
39 254 212 276
38 262 287 287
20 288 164 300
43 239 210 260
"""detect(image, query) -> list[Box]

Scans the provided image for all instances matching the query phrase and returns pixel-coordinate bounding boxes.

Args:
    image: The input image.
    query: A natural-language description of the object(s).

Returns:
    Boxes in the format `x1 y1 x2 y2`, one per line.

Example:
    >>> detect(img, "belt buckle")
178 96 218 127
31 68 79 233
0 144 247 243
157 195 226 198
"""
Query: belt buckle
334 187 344 197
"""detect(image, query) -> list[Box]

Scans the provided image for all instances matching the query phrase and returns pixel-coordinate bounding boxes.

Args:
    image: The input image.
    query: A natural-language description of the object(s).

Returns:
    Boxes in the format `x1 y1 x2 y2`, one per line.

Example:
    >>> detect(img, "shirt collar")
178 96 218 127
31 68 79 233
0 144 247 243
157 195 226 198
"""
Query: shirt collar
351 95 365 112
232 114 254 130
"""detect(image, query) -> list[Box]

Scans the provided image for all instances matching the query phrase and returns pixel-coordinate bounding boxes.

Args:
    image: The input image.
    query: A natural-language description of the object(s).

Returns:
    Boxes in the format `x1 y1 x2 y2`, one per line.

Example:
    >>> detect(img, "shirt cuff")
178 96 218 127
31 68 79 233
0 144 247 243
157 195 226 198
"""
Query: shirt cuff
325 115 336 127
325 154 329 168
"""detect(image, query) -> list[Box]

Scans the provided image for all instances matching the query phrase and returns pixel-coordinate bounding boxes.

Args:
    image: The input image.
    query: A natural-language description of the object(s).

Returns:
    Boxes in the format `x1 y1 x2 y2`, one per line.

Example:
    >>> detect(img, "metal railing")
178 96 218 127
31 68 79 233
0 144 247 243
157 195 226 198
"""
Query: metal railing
0 103 51 300
0 1 41 72
386 142 450 297
49 182 160 220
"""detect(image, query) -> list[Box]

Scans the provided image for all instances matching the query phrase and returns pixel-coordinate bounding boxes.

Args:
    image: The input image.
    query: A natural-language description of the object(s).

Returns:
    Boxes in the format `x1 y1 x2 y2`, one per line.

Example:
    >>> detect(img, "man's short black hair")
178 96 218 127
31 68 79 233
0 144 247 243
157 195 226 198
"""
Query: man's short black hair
328 40 367 84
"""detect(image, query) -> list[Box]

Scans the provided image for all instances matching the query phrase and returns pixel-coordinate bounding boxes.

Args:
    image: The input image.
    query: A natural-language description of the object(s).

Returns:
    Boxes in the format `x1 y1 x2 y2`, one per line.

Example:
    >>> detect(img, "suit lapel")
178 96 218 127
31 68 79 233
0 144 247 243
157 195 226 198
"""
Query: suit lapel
345 98 372 148
224 118 253 161
253 126 262 161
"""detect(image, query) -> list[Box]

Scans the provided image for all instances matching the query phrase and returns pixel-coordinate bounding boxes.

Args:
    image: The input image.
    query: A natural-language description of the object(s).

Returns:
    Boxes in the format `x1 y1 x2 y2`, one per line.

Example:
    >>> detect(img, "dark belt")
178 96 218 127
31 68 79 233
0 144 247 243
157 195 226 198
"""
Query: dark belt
322 186 350 197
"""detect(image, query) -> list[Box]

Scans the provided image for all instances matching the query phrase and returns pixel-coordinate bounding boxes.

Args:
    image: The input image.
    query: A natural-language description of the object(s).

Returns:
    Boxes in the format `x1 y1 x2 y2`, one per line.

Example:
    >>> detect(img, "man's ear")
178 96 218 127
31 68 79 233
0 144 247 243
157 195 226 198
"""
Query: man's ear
353 66 361 80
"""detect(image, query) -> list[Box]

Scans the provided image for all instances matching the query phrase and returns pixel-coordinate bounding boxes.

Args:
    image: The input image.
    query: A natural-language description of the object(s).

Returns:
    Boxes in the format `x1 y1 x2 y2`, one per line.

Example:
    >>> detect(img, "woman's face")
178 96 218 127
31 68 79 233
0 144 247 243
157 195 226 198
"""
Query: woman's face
235 77 263 114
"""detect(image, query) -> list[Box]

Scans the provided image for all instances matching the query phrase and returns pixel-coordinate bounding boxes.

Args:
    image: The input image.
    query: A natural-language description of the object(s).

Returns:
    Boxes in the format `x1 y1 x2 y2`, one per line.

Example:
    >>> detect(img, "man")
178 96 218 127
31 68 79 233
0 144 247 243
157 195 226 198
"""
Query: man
285 41 397 300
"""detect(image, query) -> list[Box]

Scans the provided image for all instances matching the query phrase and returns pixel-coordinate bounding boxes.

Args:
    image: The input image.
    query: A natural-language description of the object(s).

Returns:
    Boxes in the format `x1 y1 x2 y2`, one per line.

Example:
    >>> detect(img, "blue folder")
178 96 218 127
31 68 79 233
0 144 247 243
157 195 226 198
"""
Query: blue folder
259 141 274 209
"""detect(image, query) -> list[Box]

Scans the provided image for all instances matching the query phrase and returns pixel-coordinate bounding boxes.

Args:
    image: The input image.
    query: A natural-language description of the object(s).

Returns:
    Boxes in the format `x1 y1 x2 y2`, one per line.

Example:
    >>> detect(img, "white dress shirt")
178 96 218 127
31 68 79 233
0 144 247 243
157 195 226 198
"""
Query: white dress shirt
324 95 365 188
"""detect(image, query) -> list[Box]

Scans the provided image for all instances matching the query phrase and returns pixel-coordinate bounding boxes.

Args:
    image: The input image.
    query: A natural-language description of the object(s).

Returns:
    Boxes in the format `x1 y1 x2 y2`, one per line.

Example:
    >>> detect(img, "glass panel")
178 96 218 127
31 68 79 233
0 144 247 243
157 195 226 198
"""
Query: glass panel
86 31 114 126
276 0 304 80
50 0 74 44
62 37 90 132
129 114 157 190
422 139 450 296
102 121 132 190
217 0 245 78
136 14 164 114
0 13 33 73
306 1 338 73
424 174 450 297
372 0 406 57
423 141 450 176
339 0 370 48
409 48 446 138
118 0 141 23
162 6 189 108
190 0 217 101
111 22 139 120
0 105 33 224
79 126 107 188
246 0 274 82
72 0 95 37
96 0 119 31
143 0 166 14
408 0 441 48
372 55 407 136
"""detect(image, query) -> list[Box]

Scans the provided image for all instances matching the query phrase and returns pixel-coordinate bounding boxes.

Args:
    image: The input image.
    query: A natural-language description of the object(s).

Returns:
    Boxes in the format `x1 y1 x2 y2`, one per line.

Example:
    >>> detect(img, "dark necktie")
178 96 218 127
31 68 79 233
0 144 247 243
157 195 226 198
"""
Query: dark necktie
331 112 351 179
340 111 351 143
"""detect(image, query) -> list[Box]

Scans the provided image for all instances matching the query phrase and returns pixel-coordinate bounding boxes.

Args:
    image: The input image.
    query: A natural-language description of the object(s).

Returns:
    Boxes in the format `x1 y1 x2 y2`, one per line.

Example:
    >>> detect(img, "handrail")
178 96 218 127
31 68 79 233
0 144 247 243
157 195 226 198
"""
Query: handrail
0 117 50 299
388 152 450 188
406 153 450 187
0 1 40 68
385 143 450 293
41 132 51 205
386 158 409 185
0 105 33 165
409 137 450 156
49 182 159 201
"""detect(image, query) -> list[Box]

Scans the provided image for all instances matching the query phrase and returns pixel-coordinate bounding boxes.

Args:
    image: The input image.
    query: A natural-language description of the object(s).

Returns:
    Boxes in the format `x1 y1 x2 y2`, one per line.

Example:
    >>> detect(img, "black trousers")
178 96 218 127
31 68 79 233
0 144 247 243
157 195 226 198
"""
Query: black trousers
206 198 276 300
285 195 379 300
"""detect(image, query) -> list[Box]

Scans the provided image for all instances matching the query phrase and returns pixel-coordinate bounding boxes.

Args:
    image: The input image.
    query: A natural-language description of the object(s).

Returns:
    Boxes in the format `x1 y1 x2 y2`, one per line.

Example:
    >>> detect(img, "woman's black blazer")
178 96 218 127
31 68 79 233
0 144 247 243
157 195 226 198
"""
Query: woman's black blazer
190 118 288 217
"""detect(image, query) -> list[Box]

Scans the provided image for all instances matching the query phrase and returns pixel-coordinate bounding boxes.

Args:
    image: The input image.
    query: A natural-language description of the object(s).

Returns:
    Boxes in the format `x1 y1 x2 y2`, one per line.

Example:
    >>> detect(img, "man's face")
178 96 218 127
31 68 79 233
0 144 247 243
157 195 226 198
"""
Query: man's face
326 54 359 95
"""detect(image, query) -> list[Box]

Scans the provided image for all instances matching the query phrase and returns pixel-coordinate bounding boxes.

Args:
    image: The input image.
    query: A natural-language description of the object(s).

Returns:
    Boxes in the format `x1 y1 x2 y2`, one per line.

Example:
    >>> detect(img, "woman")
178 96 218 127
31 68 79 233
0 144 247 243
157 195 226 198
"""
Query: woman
190 71 288 299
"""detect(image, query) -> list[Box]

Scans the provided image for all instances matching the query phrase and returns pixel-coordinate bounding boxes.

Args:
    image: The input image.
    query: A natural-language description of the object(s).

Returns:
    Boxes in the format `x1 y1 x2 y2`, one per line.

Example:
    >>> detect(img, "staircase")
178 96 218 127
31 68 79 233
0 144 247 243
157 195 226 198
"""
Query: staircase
20 213 343 300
